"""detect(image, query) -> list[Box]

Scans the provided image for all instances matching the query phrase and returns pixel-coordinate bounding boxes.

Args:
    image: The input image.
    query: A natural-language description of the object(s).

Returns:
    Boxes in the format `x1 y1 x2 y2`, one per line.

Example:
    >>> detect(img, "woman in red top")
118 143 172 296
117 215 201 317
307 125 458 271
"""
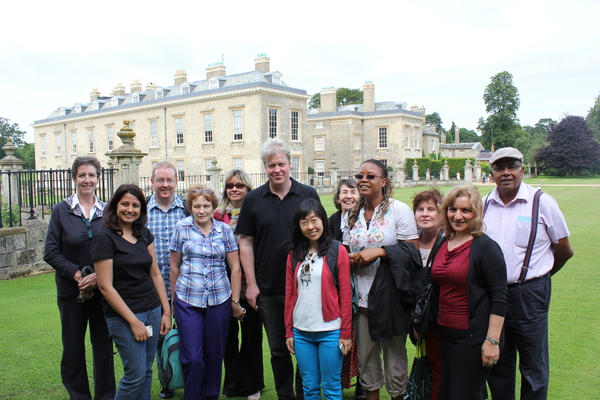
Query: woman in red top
284 198 353 400
430 185 507 400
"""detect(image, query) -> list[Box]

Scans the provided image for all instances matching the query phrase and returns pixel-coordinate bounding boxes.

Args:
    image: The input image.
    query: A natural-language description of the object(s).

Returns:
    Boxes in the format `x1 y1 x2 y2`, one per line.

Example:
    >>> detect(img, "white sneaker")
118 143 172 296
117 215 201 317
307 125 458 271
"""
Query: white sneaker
247 392 261 400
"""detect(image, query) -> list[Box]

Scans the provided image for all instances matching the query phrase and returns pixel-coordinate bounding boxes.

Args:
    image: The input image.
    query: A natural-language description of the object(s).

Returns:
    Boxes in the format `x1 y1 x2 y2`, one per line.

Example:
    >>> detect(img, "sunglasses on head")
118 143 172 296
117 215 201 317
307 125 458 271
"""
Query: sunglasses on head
225 183 246 190
192 188 214 195
354 174 381 180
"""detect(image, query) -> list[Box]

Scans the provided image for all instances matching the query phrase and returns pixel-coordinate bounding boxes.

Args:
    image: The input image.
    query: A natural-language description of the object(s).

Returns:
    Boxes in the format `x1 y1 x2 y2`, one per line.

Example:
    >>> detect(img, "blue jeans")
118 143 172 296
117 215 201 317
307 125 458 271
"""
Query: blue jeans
105 306 161 400
293 328 343 400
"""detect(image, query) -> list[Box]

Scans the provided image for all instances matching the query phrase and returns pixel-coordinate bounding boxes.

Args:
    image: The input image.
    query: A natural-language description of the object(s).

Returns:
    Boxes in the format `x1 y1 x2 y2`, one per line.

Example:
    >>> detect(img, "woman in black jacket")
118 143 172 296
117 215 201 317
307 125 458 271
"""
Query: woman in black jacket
430 185 507 400
44 156 115 400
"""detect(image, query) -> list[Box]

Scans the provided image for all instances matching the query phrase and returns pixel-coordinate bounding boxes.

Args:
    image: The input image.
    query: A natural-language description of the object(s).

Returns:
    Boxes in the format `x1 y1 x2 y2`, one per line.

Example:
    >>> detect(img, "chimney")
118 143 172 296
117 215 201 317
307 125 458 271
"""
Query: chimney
363 81 375 112
320 87 337 113
174 69 188 85
418 105 426 117
145 82 157 91
410 105 419 113
206 62 226 79
441 133 447 144
112 83 126 97
130 80 142 93
254 53 270 72
90 88 101 102
455 126 460 143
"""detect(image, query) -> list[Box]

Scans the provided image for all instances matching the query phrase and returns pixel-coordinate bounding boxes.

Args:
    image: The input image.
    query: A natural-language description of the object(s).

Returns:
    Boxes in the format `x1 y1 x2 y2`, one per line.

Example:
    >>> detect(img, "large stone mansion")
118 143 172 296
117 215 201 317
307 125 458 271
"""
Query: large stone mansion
33 54 443 179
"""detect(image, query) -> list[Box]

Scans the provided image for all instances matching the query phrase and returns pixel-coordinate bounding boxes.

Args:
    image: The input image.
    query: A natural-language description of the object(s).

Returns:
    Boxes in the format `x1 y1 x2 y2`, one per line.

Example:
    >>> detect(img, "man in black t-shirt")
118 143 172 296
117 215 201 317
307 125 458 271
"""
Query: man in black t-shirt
236 138 319 400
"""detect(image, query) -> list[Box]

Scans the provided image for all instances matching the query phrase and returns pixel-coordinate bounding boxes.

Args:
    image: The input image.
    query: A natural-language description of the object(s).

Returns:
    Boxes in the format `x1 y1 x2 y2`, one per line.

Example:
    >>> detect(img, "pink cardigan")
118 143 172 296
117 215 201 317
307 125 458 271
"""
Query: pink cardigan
284 244 353 340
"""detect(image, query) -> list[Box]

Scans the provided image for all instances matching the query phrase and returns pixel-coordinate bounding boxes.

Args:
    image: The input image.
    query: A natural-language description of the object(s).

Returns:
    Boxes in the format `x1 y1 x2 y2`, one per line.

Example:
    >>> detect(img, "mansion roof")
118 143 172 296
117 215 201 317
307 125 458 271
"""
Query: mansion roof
307 102 423 120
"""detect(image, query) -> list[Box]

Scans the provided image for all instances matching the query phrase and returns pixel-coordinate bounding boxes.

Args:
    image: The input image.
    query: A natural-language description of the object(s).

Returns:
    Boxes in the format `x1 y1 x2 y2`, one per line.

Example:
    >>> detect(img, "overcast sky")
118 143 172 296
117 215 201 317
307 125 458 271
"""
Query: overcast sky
2 0 598 143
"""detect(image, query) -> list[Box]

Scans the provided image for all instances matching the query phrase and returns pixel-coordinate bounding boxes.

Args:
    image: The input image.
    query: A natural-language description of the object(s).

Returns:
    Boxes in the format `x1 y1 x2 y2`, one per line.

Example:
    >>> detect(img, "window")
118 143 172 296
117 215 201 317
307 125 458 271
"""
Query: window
354 135 360 150
205 158 213 182
209 80 219 90
272 75 281 85
291 111 299 141
107 126 114 151
379 159 388 167
233 157 243 170
71 131 77 153
176 160 185 182
59 108 66 116
316 122 323 129
152 161 158 169
55 133 61 156
316 160 325 185
73 105 81 114
41 136 46 157
378 127 388 148
111 98 119 107
88 129 94 153
175 117 184 145
269 108 278 138
181 84 190 94
414 127 420 149
354 158 360 171
155 88 163 99
315 136 324 152
91 101 99 111
232 109 243 141
291 156 300 180
431 139 436 153
404 126 410 148
150 120 158 147
204 113 213 143
131 93 139 103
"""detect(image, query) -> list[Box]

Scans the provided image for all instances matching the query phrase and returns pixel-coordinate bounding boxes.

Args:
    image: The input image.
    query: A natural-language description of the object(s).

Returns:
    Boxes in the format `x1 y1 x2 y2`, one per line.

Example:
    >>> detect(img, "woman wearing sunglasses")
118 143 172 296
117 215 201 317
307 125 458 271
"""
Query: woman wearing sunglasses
344 159 419 400
214 170 264 400
170 185 245 400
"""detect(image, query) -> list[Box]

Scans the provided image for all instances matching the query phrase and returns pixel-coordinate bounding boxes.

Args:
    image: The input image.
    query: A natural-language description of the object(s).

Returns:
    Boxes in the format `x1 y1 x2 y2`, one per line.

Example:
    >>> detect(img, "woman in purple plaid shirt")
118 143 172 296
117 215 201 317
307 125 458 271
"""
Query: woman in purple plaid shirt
169 185 245 400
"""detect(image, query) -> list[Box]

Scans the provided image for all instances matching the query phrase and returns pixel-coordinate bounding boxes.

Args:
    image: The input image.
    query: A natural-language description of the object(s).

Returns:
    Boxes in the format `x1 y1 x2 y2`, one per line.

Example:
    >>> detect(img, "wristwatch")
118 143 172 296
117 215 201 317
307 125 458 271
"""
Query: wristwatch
486 336 500 345
232 300 240 304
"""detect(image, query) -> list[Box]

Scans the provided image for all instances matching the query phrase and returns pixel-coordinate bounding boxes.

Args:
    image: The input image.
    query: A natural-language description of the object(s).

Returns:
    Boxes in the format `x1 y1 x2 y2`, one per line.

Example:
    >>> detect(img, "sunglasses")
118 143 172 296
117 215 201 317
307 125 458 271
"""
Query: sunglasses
354 174 381 181
192 188 214 194
225 183 246 190
301 252 317 276
82 218 92 239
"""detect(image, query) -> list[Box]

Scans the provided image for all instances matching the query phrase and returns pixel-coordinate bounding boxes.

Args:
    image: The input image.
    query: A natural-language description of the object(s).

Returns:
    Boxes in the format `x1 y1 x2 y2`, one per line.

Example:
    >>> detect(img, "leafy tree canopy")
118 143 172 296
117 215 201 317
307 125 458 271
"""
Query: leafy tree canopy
478 71 521 149
585 92 600 142
535 116 600 176
520 118 556 162
0 117 27 159
457 128 480 143
426 112 445 134
308 88 364 109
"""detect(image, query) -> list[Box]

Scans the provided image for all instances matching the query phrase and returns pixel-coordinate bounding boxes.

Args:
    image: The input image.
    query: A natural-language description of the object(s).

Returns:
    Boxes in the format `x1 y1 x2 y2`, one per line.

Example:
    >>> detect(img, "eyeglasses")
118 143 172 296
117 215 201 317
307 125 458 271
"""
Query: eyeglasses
354 174 381 181
492 164 522 172
225 183 246 190
154 179 175 185
192 188 214 195
82 218 92 239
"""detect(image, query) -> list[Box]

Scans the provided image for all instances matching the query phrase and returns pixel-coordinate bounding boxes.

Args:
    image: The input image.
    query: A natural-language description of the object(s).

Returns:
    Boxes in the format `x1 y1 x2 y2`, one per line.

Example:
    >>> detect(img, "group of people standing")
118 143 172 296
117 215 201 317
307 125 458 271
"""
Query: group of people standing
44 141 573 400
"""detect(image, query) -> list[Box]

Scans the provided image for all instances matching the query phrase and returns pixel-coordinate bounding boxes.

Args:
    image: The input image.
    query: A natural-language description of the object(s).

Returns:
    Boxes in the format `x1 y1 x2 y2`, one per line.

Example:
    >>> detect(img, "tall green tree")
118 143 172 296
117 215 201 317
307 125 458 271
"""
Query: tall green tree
585 92 600 142
426 112 445 134
0 117 26 159
478 71 521 149
458 128 480 143
15 143 35 169
520 118 556 162
308 88 364 109
535 116 600 176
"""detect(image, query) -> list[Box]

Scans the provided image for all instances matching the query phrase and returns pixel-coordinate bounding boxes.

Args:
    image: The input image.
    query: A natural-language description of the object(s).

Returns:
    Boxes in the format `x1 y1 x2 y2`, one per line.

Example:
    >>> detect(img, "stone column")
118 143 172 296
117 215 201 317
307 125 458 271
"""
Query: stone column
442 160 450 181
106 120 148 188
474 161 482 183
426 168 431 181
412 160 419 181
0 138 26 207
464 159 473 183
395 160 405 187
330 159 339 186
208 159 222 193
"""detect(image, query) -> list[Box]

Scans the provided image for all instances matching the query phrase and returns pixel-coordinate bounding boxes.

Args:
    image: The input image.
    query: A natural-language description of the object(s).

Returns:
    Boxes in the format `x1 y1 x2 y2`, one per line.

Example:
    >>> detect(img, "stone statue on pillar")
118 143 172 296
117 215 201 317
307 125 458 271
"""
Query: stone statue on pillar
105 120 148 188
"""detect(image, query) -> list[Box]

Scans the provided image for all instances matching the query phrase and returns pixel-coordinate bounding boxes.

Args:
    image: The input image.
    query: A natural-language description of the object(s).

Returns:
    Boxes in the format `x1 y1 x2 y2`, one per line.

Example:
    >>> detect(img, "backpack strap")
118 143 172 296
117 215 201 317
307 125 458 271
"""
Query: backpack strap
517 189 543 283
326 240 341 289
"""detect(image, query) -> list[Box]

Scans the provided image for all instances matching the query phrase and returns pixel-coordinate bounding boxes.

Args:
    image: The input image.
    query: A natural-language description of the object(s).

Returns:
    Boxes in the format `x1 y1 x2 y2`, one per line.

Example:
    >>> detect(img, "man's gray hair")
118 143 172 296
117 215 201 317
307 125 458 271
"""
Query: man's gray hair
260 138 291 165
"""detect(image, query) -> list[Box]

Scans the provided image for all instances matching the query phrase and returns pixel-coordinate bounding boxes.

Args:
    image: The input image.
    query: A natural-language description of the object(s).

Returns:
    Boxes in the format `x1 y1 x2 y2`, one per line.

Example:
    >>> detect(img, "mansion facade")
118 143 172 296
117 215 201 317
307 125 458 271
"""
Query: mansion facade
33 54 442 180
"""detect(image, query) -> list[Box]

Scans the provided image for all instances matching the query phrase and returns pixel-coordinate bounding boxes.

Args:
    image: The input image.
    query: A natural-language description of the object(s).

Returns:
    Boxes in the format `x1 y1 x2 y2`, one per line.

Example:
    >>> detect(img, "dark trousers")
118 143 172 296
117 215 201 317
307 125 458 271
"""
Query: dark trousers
174 296 231 400
258 294 303 400
487 274 551 400
57 294 115 400
438 327 489 400
223 298 265 396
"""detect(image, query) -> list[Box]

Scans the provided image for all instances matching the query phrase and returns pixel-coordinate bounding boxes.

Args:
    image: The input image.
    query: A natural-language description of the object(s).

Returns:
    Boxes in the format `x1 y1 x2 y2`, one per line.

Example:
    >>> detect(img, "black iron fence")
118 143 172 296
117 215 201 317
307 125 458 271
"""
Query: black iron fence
0 168 117 227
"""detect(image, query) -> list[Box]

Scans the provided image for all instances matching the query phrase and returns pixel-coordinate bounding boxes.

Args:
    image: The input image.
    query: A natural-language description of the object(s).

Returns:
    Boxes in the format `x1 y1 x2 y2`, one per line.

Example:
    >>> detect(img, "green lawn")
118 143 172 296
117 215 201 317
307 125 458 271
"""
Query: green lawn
1 181 599 399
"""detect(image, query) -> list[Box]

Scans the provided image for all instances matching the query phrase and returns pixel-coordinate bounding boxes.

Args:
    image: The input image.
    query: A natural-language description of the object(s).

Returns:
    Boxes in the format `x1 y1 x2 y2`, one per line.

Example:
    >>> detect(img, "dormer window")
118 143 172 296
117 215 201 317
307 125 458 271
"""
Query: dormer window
59 108 66 116
155 88 164 99
181 83 190 94
73 105 82 114
111 98 119 107
91 101 99 111
272 75 281 85
131 93 139 103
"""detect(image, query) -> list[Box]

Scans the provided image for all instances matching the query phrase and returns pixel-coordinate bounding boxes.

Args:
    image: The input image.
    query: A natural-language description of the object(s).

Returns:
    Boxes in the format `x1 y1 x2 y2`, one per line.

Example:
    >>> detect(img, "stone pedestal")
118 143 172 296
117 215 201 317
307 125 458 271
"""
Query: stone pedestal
0 138 26 207
426 168 431 181
442 160 450 181
105 120 148 188
412 160 419 181
464 159 473 183
474 161 482 183
395 160 405 186
329 159 339 185
208 159 222 193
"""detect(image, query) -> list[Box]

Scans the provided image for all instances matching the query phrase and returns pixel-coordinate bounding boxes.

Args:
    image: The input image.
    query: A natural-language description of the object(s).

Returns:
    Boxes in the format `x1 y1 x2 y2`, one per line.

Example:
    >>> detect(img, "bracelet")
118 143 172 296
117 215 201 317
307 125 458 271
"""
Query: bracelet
486 336 500 345
232 300 240 304
163 313 171 317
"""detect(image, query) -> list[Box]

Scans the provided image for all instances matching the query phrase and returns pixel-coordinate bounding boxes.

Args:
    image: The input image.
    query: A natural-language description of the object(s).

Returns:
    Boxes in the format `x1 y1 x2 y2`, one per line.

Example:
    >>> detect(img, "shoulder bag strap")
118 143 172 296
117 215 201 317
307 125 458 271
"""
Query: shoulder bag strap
517 189 543 283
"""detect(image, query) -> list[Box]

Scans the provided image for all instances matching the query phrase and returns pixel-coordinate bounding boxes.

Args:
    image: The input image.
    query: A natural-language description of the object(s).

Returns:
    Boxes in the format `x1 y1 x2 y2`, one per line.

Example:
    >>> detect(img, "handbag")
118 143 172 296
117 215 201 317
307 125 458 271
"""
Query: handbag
406 338 433 400
412 268 439 334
